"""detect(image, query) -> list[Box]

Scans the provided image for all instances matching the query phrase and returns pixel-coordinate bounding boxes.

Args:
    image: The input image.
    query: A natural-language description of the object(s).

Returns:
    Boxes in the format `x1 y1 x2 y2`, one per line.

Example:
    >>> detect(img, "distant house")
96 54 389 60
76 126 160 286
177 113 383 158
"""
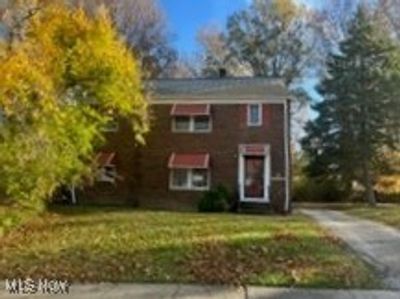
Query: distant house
83 77 292 213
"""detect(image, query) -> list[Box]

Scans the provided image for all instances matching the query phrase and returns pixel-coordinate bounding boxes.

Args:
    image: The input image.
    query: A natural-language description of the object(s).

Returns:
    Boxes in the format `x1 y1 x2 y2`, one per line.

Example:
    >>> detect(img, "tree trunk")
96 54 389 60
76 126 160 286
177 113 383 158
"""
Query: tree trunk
70 185 77 205
362 161 376 206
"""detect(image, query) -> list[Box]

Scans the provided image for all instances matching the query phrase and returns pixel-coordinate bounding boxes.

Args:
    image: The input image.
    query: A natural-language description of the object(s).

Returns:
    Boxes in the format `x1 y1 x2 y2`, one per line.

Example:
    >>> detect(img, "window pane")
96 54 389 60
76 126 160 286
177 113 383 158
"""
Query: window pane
191 169 209 188
97 165 117 182
194 116 210 131
249 104 260 125
102 119 119 132
172 169 189 187
174 116 190 131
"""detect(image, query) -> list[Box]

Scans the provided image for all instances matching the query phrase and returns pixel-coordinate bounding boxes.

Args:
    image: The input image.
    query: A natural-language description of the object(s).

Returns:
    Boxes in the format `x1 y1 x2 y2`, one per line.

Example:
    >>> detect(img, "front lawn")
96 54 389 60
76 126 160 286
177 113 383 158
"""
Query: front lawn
0 206 378 288
343 204 400 229
0 204 36 236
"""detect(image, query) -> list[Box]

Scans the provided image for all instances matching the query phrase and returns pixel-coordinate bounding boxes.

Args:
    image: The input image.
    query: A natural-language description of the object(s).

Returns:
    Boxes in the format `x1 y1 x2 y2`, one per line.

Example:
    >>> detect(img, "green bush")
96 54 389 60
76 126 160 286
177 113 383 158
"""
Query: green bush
198 185 231 212
293 177 348 202
372 192 400 203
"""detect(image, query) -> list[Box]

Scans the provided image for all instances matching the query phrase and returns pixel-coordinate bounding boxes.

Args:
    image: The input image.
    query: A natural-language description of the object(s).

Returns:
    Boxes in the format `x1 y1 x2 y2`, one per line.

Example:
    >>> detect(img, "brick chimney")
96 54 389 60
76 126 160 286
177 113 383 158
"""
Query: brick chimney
219 68 227 78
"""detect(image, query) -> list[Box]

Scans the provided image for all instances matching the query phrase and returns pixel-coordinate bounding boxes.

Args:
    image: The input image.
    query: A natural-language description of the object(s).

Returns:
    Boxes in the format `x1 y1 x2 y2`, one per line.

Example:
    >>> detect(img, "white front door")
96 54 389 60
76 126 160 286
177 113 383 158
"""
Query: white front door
239 145 270 202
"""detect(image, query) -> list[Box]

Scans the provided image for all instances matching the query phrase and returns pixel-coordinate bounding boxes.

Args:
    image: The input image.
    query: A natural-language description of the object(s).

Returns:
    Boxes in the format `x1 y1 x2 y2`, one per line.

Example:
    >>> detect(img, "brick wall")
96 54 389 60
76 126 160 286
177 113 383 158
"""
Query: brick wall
82 103 289 212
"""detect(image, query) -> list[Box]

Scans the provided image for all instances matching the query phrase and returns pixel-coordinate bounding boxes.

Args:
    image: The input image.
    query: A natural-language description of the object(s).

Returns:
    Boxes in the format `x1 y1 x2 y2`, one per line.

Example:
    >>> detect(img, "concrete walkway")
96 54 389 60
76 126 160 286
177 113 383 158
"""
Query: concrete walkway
1 283 400 299
301 209 400 289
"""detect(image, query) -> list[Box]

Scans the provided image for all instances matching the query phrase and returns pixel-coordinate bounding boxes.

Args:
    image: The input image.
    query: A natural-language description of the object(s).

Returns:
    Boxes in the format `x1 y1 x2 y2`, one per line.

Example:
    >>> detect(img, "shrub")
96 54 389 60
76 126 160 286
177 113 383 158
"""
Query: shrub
376 175 400 202
293 177 348 202
198 185 231 212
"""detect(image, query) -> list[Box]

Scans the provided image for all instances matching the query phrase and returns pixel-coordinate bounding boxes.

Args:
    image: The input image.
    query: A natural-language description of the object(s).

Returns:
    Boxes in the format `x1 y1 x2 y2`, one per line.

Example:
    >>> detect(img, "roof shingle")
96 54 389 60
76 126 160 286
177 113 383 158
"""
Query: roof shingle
147 77 289 100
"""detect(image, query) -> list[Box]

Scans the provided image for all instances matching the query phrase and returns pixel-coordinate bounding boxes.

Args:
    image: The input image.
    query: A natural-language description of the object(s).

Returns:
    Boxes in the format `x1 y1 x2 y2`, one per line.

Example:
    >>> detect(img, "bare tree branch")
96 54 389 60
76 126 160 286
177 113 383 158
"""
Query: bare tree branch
71 0 177 78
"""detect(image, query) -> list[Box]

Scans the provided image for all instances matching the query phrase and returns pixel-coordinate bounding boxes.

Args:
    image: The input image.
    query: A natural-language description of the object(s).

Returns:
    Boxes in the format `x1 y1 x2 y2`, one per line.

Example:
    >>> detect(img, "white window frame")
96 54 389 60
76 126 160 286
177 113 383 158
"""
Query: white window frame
96 164 117 183
172 116 212 133
247 103 263 127
169 168 210 191
238 144 271 203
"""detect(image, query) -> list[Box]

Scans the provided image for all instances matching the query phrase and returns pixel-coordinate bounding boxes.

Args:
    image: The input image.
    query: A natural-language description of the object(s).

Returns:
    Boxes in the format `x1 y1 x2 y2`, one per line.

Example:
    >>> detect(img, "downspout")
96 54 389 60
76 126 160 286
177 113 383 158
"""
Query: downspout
284 98 291 213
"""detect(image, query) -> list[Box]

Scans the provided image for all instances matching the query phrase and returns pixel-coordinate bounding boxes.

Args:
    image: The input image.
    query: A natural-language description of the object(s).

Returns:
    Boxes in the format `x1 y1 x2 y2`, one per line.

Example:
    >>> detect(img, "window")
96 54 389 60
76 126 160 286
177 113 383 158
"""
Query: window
247 103 262 127
96 152 117 183
97 165 117 183
173 116 211 133
173 116 191 131
171 169 189 188
191 169 209 188
193 116 211 132
170 169 210 190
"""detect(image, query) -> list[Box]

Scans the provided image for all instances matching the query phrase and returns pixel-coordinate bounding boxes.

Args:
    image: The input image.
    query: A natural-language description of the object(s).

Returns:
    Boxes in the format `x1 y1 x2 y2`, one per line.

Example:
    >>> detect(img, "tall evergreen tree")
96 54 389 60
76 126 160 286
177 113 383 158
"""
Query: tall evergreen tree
302 7 400 205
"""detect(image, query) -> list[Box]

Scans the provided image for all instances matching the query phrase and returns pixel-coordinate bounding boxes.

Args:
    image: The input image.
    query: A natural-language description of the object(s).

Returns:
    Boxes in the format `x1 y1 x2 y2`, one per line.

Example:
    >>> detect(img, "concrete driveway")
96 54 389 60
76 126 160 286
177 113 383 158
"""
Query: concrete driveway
302 209 400 289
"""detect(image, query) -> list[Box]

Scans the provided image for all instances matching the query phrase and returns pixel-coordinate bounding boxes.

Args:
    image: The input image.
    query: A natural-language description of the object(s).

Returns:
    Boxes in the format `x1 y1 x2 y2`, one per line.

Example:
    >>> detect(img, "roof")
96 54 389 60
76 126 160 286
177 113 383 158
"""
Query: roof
147 77 290 101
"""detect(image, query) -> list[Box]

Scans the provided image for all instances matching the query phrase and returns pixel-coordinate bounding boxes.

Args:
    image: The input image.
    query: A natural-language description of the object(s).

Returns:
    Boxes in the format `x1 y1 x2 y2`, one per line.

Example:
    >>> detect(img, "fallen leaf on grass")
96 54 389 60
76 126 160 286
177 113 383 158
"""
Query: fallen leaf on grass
184 240 269 286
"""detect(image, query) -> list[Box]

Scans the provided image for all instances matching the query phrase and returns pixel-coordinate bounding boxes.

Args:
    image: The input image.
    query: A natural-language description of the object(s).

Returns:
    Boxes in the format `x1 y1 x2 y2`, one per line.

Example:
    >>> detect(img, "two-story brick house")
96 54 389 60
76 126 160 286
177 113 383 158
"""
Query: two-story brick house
84 77 292 213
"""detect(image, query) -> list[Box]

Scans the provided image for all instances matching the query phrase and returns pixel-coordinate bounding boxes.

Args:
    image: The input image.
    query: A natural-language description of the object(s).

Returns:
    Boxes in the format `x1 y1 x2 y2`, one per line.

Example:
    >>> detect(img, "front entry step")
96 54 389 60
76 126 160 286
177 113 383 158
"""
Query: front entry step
238 201 273 214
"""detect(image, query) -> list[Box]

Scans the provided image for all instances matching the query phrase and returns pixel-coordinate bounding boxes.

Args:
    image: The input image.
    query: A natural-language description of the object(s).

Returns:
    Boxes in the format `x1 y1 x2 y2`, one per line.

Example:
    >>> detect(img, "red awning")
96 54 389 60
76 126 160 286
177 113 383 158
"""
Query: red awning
96 152 116 166
168 153 210 169
241 144 267 155
170 104 210 116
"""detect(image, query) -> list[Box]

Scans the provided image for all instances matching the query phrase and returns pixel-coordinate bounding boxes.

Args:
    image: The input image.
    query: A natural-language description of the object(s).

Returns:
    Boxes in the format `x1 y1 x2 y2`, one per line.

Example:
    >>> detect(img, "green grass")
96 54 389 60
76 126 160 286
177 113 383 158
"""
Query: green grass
343 204 400 229
0 206 378 288
0 204 36 236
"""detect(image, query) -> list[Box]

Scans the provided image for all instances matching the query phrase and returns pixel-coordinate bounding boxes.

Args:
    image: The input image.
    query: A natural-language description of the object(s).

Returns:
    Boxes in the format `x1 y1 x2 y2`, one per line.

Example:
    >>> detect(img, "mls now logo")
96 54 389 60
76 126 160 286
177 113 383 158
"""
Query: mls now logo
5 278 70 295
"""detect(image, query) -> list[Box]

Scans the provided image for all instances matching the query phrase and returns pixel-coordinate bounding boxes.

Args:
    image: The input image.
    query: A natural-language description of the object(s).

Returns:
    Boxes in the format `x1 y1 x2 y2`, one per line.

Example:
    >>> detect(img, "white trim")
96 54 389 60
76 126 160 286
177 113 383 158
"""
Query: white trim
193 115 213 133
96 164 117 183
247 103 263 127
238 144 271 203
169 169 190 190
151 98 287 104
172 115 212 133
240 198 269 203
169 168 210 191
170 104 211 116
284 99 290 212
172 116 191 132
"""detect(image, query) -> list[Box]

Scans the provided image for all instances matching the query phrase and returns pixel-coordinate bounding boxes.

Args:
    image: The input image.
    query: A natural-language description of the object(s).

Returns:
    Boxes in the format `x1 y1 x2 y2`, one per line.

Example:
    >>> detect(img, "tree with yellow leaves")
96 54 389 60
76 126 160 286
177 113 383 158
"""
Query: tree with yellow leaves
0 2 148 210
